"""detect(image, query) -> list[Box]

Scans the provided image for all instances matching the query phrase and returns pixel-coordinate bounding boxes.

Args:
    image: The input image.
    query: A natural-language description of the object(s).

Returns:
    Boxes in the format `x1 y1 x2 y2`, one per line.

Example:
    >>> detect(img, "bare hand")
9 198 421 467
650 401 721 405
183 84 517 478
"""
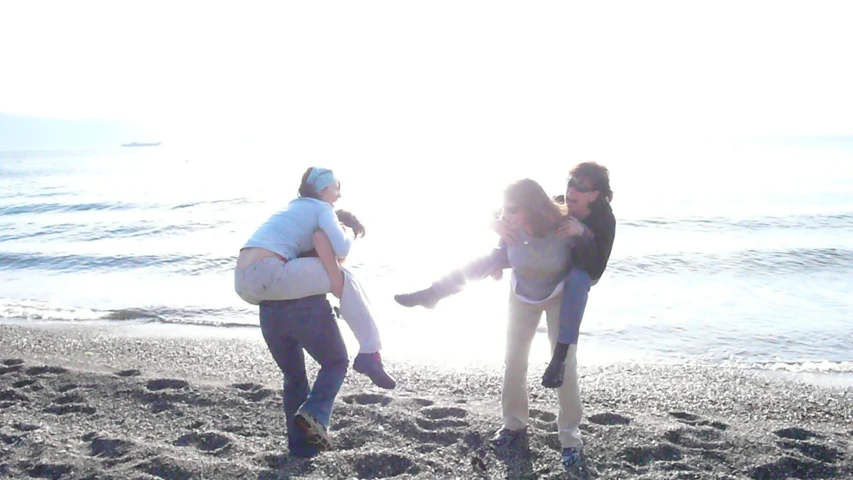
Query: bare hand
493 218 520 245
557 217 586 237
490 269 503 281
330 272 344 299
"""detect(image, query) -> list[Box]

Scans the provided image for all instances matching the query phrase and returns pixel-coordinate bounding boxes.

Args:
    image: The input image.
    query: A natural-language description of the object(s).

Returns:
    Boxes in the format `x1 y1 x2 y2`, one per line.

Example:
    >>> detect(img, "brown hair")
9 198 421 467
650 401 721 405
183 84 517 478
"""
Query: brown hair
570 162 613 203
335 209 365 238
505 178 567 237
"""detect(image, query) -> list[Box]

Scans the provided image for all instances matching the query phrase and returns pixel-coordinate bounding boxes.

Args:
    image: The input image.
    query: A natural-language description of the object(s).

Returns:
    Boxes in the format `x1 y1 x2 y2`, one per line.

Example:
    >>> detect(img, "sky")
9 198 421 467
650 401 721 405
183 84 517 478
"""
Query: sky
1 1 852 152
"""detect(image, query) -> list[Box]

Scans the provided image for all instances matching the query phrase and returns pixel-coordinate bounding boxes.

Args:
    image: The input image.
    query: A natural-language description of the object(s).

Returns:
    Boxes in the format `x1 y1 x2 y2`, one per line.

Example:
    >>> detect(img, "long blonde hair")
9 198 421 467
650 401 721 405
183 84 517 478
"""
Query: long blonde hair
504 178 567 237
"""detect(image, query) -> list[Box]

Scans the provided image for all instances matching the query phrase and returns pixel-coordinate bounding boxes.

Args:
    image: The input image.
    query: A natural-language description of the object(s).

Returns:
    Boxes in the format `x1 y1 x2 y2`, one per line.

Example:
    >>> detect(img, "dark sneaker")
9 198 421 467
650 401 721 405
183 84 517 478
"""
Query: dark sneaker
561 447 581 469
490 427 527 449
394 288 439 309
541 358 565 389
294 410 332 451
353 352 397 389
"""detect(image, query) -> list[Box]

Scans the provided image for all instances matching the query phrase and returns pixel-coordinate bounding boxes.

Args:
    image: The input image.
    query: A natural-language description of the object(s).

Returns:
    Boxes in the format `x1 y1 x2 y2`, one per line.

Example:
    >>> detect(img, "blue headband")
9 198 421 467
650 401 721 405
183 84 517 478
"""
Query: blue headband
306 167 337 193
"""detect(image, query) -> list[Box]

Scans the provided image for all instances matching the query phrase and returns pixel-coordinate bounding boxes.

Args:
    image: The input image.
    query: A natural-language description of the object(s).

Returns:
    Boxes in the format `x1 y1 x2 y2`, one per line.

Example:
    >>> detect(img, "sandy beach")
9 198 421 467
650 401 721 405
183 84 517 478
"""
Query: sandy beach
1 323 851 479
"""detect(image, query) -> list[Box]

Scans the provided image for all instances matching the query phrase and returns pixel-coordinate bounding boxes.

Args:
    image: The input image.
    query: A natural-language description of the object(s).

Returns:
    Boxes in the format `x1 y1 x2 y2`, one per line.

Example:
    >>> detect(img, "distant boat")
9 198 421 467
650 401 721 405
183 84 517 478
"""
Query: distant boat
121 142 161 147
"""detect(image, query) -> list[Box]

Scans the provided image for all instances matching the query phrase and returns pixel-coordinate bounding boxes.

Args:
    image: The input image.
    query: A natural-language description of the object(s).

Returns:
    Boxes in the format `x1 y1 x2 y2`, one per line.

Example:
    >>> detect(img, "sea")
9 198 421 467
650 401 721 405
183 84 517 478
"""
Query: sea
2 138 852 383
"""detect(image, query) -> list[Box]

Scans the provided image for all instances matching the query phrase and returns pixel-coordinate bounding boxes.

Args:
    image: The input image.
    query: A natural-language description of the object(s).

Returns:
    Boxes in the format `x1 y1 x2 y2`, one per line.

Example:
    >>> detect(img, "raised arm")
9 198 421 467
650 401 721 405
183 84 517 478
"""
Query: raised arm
317 206 354 257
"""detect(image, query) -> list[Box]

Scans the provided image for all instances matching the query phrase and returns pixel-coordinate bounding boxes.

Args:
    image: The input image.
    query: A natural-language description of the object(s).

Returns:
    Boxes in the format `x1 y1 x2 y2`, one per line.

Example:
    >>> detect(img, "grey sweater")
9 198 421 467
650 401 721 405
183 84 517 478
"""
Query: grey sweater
507 230 575 302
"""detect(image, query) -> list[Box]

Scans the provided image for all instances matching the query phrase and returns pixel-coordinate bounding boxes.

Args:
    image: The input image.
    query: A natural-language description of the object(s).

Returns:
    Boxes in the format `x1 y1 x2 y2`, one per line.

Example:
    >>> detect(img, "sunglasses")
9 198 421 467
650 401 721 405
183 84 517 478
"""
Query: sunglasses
567 177 594 193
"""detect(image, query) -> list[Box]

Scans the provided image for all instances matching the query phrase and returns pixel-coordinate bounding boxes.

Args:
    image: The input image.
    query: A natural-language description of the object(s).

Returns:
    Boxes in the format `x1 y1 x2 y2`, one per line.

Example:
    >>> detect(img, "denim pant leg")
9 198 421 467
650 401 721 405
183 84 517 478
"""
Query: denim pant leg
286 297 349 429
558 268 592 344
259 300 314 456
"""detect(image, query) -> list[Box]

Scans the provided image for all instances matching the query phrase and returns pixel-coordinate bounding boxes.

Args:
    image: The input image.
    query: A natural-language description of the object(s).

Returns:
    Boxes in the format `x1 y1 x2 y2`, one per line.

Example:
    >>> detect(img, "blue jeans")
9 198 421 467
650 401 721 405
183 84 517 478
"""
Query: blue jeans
259 295 348 457
558 268 592 345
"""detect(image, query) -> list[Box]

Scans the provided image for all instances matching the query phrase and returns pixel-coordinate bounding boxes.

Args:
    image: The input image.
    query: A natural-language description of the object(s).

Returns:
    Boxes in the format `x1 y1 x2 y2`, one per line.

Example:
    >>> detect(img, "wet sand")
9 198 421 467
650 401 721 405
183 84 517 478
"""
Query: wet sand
1 323 851 479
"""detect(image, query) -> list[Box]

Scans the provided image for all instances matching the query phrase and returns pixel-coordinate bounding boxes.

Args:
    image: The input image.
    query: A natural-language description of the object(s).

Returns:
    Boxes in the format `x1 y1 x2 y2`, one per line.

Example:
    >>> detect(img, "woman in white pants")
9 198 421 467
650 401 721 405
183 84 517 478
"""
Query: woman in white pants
485 179 584 469
234 166 395 389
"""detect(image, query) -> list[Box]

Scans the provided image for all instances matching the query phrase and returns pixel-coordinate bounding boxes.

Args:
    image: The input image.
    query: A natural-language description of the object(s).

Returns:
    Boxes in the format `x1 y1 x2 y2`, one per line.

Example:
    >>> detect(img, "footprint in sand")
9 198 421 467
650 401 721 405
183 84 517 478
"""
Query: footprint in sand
53 393 86 405
0 359 24 375
622 443 683 466
342 393 393 406
115 369 141 377
750 456 838 480
44 404 96 415
588 412 631 426
43 396 97 416
0 389 29 403
777 440 841 463
13 422 40 432
352 452 420 479
230 383 274 402
24 365 68 376
529 408 557 423
83 433 134 459
135 456 194 480
774 427 819 441
146 379 188 391
1 433 22 445
528 408 558 432
420 406 467 420
174 431 233 454
23 463 73 480
664 426 726 451
56 383 79 393
12 378 37 389
669 411 728 430
415 416 468 431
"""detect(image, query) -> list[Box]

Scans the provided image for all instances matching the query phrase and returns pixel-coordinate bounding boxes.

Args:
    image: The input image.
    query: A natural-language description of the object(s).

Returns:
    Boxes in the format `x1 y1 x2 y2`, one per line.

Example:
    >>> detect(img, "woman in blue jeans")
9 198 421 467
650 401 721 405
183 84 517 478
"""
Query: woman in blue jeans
259 294 346 456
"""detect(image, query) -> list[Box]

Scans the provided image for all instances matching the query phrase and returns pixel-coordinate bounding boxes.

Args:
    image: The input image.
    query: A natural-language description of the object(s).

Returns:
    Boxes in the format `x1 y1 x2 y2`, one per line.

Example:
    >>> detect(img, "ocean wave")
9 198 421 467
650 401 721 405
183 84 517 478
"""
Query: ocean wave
3 247 851 277
622 212 853 231
0 251 229 272
744 360 853 374
170 197 252 210
0 299 255 328
0 221 222 242
610 247 853 276
0 201 139 216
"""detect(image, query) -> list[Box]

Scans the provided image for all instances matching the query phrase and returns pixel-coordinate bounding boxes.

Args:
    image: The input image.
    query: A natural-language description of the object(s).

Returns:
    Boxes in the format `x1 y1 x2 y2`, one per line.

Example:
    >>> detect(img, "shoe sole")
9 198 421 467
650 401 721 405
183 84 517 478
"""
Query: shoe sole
294 412 333 451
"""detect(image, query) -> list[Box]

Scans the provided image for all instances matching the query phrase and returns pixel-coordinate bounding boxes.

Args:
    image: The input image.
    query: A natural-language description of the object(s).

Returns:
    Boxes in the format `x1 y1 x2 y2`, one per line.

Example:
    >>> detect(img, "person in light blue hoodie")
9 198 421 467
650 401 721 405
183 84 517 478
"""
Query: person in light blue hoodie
234 167 396 397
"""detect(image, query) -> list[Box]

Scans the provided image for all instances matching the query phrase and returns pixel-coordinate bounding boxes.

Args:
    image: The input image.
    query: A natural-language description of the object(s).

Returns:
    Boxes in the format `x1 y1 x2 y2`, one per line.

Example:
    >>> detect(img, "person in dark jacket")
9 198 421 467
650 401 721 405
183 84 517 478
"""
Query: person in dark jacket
539 162 616 388
394 162 616 389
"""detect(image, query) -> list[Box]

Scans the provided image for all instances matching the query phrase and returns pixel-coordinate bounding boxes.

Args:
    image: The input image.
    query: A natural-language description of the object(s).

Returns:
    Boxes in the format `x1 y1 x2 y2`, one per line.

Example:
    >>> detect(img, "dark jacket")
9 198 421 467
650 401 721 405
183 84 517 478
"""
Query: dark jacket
572 199 616 282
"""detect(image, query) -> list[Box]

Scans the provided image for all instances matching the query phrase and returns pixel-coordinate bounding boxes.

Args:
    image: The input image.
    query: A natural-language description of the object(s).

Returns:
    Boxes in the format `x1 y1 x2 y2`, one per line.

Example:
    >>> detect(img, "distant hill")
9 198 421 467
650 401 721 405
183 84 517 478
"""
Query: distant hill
0 113 156 150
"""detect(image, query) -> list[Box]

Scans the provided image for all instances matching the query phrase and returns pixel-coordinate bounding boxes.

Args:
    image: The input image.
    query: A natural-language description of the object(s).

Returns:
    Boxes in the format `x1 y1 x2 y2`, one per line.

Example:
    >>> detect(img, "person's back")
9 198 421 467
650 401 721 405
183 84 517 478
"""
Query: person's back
243 197 352 261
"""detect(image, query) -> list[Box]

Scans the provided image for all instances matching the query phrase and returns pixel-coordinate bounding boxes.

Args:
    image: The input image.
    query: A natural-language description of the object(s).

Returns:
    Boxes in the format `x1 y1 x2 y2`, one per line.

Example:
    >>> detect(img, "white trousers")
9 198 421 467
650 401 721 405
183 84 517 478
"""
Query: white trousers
502 290 582 448
234 257 381 353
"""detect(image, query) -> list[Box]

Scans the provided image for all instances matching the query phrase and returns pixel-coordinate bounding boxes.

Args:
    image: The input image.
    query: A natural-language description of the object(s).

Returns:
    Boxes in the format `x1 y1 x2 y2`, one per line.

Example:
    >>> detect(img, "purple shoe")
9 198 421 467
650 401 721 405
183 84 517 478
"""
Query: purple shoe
353 352 397 390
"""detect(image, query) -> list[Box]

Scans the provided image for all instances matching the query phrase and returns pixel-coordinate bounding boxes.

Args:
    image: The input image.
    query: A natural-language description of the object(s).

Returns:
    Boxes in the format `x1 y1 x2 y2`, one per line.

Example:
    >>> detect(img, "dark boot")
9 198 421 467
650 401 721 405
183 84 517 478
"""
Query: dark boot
394 287 440 309
353 352 397 389
541 357 565 388
543 343 569 388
